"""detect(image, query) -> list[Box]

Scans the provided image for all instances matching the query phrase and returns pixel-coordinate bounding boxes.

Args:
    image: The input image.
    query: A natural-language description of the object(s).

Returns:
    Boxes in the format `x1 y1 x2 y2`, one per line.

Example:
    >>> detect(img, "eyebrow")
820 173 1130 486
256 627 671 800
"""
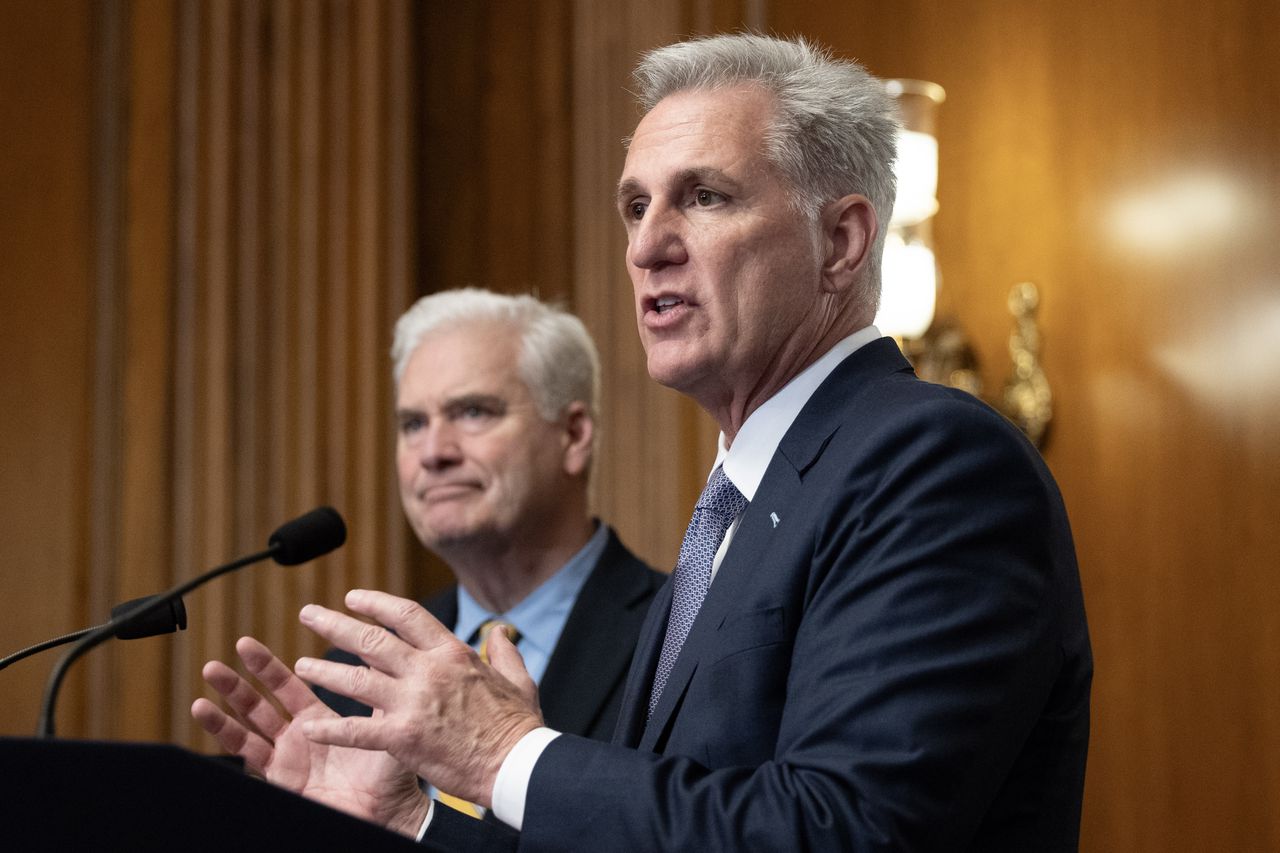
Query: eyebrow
615 167 741 210
394 391 506 416
443 393 506 412
615 178 644 210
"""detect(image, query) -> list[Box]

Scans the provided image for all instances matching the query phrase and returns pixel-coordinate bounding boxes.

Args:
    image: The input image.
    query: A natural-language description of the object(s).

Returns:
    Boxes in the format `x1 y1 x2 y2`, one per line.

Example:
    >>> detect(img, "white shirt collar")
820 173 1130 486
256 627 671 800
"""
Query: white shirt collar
715 326 882 499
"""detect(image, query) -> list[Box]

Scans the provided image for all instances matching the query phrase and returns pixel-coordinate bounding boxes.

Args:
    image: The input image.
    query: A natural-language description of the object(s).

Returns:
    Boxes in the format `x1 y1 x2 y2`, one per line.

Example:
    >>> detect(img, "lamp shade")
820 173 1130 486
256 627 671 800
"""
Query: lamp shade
880 79 946 340
876 230 937 340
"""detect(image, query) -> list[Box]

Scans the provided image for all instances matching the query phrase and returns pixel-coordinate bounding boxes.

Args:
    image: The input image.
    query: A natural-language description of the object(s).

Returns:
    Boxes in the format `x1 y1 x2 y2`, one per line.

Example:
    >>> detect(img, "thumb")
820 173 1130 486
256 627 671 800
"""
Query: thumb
485 629 539 708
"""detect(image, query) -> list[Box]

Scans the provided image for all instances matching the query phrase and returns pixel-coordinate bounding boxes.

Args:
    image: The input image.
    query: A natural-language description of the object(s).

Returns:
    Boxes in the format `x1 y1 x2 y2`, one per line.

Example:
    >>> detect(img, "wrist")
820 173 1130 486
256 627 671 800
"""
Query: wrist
383 789 433 838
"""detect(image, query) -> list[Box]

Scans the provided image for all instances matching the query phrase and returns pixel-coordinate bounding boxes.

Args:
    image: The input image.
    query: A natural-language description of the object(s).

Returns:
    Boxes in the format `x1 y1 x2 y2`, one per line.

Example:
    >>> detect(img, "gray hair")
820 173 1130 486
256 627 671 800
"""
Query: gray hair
391 288 600 423
633 33 898 311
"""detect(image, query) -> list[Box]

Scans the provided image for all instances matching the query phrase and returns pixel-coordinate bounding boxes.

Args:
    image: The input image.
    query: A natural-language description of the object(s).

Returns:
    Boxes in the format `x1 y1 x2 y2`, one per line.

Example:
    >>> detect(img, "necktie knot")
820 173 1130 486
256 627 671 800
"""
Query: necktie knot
697 465 748 519
474 620 520 665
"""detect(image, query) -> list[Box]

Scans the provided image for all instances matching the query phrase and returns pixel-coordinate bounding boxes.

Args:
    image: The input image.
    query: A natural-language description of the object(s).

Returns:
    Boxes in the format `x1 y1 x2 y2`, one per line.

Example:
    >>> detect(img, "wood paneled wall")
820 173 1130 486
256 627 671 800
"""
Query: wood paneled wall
1 0 418 745
772 1 1280 850
0 0 97 739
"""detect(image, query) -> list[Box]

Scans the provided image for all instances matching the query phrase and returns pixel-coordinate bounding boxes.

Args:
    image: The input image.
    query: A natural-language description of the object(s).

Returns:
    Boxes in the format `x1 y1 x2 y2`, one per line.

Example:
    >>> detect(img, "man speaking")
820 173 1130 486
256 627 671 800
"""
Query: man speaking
201 33 1092 852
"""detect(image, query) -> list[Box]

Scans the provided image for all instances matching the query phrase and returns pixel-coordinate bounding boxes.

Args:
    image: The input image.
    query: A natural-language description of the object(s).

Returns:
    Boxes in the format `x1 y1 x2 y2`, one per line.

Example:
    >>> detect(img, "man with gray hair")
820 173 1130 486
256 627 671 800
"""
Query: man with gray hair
194 287 663 825
203 34 1091 851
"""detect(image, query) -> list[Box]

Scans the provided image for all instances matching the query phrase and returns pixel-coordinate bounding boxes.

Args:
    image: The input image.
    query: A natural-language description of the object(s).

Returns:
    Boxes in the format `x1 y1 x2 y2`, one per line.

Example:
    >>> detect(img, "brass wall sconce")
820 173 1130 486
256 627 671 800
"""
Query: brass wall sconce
903 282 1053 448
879 80 1053 448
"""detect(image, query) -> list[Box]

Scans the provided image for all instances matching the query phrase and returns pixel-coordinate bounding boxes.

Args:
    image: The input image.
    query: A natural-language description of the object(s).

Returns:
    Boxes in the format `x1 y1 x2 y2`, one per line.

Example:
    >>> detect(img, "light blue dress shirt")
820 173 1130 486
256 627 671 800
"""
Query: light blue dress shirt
453 520 608 686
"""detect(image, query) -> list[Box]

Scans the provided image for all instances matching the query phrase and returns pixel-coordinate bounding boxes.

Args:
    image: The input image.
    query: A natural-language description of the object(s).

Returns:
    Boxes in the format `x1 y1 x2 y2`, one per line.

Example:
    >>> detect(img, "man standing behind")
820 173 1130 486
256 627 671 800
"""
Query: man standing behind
313 288 663 749
205 35 1092 852
195 288 662 821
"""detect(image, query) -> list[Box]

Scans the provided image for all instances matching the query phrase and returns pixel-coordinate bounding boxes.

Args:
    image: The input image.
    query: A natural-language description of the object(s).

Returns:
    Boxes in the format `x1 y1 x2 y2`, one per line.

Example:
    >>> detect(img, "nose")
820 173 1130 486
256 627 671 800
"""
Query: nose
415 420 463 473
628 203 687 272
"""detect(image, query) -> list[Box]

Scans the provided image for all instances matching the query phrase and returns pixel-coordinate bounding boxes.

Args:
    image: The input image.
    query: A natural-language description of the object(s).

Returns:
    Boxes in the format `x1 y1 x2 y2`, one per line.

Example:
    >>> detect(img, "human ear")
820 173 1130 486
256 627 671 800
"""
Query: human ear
560 401 594 477
820 194 877 294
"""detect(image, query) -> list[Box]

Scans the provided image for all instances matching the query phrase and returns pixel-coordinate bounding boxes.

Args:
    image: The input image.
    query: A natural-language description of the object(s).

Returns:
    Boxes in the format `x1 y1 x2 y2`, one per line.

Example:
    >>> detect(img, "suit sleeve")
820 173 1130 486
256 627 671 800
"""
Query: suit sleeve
519 395 1085 852
419 803 520 852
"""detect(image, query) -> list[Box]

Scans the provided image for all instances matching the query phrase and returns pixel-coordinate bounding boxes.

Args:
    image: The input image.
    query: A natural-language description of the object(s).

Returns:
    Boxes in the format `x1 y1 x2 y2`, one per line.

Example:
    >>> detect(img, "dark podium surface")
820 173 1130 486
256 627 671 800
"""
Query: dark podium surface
0 737 443 851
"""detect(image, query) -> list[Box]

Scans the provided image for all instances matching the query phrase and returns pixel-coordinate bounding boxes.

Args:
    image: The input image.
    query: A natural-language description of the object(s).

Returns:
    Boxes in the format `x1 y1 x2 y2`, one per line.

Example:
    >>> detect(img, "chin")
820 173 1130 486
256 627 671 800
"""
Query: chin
425 521 501 552
645 348 706 393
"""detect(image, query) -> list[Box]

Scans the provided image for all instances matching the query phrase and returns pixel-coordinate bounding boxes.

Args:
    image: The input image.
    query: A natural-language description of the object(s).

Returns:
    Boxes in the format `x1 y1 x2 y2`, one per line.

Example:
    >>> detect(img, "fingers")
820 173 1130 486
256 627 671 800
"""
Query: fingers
299 710 391 753
294 654 390 711
484 628 539 708
190 696 275 774
200 657 283 738
340 589 456 652
297 590 461 674
297 602 414 675
234 636 328 722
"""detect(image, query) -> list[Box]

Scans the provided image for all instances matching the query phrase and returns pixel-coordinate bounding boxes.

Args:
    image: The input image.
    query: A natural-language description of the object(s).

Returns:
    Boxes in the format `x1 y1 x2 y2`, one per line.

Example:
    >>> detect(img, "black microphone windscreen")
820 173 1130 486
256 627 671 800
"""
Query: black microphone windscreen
268 506 347 565
110 595 188 640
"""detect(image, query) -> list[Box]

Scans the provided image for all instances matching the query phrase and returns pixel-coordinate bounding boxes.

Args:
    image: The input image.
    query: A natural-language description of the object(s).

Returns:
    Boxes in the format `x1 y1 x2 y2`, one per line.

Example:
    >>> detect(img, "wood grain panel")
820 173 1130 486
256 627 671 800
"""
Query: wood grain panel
116 0 179 743
0 0 95 738
87 0 128 741
770 2 1280 849
0 0 416 746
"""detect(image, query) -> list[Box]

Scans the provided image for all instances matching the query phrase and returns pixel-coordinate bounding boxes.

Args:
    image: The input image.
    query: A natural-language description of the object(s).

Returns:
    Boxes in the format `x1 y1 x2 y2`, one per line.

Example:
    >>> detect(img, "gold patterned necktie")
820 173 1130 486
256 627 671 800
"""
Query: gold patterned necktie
436 620 522 819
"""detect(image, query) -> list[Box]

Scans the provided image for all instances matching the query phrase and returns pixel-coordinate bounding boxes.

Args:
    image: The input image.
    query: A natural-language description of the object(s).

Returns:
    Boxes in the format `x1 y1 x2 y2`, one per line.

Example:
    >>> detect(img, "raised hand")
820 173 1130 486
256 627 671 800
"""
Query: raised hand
191 635 429 836
293 589 543 807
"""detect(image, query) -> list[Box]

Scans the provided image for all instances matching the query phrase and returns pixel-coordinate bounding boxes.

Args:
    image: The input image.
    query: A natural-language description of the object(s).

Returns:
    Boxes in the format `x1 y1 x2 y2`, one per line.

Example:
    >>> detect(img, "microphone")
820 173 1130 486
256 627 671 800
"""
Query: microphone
37 505 347 738
0 595 188 672
269 505 349 565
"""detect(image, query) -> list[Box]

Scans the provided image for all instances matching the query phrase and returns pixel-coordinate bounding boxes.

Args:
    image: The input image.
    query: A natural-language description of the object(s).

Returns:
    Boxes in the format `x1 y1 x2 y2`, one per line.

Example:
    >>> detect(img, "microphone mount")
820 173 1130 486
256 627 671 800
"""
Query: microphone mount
0 595 187 673
36 506 345 738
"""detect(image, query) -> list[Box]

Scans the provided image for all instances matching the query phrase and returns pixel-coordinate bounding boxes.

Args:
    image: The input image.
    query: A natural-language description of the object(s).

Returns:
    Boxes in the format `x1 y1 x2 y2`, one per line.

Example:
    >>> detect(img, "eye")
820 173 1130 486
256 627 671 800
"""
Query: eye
694 188 725 207
628 200 648 220
399 414 425 435
446 397 505 431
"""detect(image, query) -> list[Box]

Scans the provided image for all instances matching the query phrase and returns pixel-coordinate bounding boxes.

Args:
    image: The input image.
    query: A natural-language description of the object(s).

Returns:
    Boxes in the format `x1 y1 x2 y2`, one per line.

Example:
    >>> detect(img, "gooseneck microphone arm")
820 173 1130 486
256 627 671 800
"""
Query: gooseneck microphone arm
0 594 187 673
37 548 271 739
1 629 96 672
36 505 346 739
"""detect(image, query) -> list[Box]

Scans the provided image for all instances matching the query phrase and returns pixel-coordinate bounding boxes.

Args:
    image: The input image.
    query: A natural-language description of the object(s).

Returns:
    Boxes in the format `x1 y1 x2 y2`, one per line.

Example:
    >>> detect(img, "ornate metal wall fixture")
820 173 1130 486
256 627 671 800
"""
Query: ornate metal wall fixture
903 317 983 397
1000 282 1053 447
902 282 1052 449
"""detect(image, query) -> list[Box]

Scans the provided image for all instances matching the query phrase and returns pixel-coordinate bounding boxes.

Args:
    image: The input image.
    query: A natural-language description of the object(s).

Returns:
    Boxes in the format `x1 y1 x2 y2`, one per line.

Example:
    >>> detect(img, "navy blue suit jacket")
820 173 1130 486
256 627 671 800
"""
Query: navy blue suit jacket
511 339 1092 851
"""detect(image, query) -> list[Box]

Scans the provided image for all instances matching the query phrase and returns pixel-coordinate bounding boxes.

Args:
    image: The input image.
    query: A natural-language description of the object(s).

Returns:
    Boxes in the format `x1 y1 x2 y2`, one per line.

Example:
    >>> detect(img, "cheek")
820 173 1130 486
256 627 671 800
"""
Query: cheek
395 448 418 490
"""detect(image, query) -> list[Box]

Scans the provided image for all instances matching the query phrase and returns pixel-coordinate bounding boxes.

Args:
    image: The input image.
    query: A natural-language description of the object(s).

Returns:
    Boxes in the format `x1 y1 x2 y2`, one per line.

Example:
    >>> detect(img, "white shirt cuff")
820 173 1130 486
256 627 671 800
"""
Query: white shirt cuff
491 726 561 831
414 799 435 841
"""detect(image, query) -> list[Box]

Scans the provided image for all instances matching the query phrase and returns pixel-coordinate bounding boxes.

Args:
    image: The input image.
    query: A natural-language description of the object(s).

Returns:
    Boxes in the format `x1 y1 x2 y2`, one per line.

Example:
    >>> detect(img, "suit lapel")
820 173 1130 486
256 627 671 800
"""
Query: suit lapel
423 586 459 631
638 338 914 750
638 450 809 750
539 529 661 738
613 578 672 747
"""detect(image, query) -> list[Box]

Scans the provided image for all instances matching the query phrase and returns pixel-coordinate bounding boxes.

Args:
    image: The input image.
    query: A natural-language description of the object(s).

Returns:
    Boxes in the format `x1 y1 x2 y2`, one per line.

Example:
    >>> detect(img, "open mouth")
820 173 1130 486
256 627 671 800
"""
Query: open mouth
651 295 685 315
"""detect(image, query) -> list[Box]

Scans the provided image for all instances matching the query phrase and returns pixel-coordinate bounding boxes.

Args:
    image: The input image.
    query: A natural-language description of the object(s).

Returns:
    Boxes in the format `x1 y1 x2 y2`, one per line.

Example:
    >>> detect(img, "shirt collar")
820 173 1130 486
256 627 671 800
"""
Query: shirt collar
454 520 607 658
716 326 882 500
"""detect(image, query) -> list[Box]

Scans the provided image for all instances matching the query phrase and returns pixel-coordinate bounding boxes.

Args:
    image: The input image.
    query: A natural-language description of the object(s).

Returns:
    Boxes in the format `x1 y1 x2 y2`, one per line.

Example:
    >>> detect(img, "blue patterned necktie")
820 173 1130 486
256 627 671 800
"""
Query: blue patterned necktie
648 465 748 718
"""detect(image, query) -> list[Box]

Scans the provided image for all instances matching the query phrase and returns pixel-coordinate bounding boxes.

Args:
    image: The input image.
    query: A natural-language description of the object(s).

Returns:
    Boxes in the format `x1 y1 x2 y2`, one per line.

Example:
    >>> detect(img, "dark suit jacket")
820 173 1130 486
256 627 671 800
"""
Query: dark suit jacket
316 526 664 743
508 339 1092 852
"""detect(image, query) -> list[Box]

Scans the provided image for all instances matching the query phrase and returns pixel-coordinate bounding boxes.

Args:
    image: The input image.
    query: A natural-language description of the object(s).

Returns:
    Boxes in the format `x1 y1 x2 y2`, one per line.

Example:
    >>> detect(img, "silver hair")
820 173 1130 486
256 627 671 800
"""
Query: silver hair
391 288 600 423
632 33 899 312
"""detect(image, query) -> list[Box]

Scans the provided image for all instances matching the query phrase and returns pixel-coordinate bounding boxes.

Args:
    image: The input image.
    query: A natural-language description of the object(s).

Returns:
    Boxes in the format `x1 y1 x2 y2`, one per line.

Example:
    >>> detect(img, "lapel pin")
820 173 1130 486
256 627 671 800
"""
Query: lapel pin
770 512 780 528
